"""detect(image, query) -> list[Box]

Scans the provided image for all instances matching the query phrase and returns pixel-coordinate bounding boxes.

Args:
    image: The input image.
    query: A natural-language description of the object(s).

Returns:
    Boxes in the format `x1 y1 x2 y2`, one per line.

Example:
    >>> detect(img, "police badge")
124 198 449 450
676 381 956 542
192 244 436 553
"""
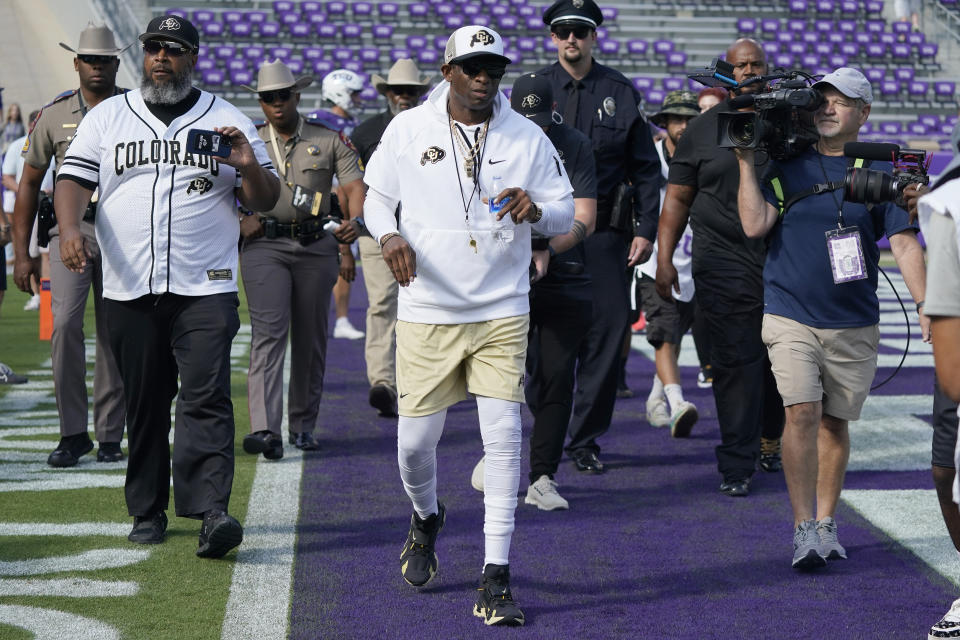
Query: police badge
603 97 616 117
573 0 584 7
307 145 320 155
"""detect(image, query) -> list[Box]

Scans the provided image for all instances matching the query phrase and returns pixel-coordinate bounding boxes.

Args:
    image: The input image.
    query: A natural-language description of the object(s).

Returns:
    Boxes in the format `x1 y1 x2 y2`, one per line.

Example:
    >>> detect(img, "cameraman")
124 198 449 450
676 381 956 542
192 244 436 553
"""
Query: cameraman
736 68 929 570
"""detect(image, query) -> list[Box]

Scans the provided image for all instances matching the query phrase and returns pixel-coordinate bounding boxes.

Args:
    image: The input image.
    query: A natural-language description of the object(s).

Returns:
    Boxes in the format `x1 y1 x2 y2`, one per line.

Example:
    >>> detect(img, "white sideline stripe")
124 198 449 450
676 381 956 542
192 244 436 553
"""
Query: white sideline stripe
843 489 960 587
0 475 125 492
222 448 304 640
848 395 936 471
0 604 121 639
0 578 138 597
0 522 130 537
0 549 149 576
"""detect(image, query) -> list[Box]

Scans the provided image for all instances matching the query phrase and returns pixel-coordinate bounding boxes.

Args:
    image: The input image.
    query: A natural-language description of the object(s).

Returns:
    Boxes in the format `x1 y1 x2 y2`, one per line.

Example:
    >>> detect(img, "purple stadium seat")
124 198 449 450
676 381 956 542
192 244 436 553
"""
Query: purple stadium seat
279 12 299 26
227 58 247 71
774 53 795 68
260 22 281 37
215 45 236 59
891 21 911 35
433 35 448 50
286 58 305 74
274 1 295 12
360 47 380 64
788 0 807 12
894 67 914 82
935 82 956 100
360 87 378 102
517 36 537 52
919 114 940 128
517 5 536 17
342 24 363 39
246 11 268 24
526 17 543 31
760 18 781 34
864 67 885 82
418 49 440 65
663 77 683 91
463 4 481 17
379 3 399 18
880 80 900 98
444 15 465 29
828 54 848 68
372 24 394 40
801 53 819 68
244 46 265 61
865 43 886 59
223 10 242 23
498 15 520 31
880 121 902 135
652 40 674 55
306 11 326 24
390 48 411 62
290 24 311 38
302 1 322 11
327 1 347 15
908 82 929 99
202 69 225 86
490 5 509 17
827 32 844 44
891 43 911 61
601 7 618 21
839 43 858 57
814 19 833 33
331 47 352 62
865 0 883 14
907 32 925 46
633 77 655 92
865 20 884 34
316 24 338 39
787 18 806 32
646 89 665 105
839 0 857 14
271 46 293 60
665 51 687 68
434 3 453 16
879 33 896 45
763 42 781 56
196 57 215 71
406 34 427 49
861 122 874 135
853 32 872 46
193 10 214 24
409 3 429 18
627 39 648 55
230 22 253 38
815 0 834 13
203 22 224 38
737 18 757 33
313 60 334 75
599 39 620 55
814 43 832 56
776 32 794 44
786 42 804 55
353 2 374 18
231 69 254 85
920 43 938 62
801 31 818 44
303 46 324 60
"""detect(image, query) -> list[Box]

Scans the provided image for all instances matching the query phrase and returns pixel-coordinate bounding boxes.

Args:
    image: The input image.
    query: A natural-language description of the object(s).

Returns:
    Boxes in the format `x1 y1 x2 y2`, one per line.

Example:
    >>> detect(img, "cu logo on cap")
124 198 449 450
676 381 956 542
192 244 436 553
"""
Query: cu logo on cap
521 94 541 109
469 30 495 47
159 17 181 31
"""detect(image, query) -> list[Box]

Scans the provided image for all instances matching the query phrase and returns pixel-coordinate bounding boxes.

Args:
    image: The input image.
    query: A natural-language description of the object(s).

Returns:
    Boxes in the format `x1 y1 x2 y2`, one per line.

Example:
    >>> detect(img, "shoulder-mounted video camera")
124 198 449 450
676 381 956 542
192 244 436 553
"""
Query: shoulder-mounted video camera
842 142 930 208
689 59 822 161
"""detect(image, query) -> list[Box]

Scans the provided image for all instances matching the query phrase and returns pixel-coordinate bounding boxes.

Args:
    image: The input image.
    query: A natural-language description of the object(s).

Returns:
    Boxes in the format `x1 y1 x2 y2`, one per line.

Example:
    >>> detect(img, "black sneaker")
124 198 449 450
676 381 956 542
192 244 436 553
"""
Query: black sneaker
243 430 284 460
571 450 605 474
196 510 243 558
47 434 94 468
369 384 398 417
759 437 783 473
719 475 751 497
128 512 167 544
289 431 321 451
400 502 445 586
473 564 525 626
97 442 124 463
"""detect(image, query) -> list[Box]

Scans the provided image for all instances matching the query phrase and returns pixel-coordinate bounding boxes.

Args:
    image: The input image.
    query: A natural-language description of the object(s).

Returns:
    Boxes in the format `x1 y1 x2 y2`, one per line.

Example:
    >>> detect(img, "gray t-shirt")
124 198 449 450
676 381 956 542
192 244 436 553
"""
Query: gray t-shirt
924 212 960 318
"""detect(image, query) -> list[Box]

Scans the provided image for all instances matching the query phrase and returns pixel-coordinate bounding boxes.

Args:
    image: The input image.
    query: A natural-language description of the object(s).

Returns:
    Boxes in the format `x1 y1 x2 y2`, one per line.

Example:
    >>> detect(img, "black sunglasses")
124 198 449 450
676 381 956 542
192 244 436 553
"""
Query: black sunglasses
552 25 593 40
389 85 423 97
78 54 116 65
142 40 193 56
457 60 507 81
259 89 293 103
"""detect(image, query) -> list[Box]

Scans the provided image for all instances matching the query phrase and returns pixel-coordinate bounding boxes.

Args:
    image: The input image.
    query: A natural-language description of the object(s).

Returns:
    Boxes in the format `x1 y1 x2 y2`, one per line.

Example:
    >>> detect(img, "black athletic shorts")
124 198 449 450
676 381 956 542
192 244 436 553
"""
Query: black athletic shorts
933 379 959 469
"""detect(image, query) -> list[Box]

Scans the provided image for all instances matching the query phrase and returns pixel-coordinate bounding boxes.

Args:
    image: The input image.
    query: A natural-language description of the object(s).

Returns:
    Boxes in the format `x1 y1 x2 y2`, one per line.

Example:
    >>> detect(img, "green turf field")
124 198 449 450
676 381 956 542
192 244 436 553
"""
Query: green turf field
0 286 259 640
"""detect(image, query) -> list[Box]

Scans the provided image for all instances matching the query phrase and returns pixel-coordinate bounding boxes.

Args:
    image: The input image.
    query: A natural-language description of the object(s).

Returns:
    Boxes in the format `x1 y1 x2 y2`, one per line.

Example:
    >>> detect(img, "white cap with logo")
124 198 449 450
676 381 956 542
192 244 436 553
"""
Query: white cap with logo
813 67 874 104
444 25 511 65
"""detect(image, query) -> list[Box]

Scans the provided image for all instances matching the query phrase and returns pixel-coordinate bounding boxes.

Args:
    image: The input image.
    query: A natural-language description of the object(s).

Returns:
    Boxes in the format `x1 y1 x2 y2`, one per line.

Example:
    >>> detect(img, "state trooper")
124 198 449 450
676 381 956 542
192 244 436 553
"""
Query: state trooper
239 60 365 458
536 0 661 473
351 58 433 418
11 23 127 467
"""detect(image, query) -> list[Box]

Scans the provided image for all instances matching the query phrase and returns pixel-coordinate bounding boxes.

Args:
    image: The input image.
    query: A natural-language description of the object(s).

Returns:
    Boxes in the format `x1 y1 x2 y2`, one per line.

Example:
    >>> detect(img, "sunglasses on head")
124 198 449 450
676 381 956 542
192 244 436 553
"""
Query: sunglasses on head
78 54 116 65
258 89 293 103
457 60 507 81
142 40 193 56
552 25 592 40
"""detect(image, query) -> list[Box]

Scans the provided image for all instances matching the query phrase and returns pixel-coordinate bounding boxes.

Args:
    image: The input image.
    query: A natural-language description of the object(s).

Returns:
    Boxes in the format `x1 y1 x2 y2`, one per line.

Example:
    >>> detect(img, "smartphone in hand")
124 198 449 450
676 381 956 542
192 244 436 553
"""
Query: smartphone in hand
186 129 232 158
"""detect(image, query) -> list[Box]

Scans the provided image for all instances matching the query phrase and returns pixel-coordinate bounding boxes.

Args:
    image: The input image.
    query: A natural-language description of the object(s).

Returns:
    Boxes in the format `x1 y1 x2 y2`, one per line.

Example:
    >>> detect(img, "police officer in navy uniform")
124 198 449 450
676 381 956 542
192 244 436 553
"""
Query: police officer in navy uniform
240 60 365 458
536 0 661 473
11 23 128 468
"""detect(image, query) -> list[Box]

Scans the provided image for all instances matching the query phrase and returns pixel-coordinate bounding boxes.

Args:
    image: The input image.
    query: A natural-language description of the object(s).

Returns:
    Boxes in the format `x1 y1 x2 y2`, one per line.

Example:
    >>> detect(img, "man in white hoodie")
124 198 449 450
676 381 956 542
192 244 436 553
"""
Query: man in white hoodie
363 25 574 627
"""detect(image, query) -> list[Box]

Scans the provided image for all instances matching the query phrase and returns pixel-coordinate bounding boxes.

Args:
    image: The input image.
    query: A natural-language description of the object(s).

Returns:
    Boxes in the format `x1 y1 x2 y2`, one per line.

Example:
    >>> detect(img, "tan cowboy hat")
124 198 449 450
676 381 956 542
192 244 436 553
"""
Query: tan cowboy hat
59 22 131 56
371 58 432 95
242 59 313 93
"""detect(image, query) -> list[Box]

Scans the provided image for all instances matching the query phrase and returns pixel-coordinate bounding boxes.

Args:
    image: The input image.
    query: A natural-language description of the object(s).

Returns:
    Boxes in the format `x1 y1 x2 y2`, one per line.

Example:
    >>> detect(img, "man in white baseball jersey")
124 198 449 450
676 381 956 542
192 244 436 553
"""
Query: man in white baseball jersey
364 25 574 626
54 15 280 559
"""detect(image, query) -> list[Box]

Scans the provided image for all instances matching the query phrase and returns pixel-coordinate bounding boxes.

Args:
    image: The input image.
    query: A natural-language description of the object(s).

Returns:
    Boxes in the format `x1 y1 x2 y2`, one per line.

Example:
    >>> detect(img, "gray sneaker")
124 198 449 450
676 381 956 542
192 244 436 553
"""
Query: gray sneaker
792 519 827 570
816 516 847 560
524 475 569 511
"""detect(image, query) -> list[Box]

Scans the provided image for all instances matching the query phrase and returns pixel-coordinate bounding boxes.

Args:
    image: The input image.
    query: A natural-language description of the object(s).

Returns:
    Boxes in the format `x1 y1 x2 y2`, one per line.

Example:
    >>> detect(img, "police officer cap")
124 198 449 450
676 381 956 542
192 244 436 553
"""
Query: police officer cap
139 15 200 51
542 0 604 28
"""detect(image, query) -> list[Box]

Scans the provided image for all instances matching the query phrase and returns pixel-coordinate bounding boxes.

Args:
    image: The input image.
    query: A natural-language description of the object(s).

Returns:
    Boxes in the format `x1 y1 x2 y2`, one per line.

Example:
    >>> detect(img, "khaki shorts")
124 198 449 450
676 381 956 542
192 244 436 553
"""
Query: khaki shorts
395 315 529 417
761 313 879 421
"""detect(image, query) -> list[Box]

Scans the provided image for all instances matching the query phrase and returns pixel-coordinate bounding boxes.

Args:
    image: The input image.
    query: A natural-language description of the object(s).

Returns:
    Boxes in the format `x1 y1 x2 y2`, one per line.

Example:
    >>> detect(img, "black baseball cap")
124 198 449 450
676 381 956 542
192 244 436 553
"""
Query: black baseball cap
139 15 200 51
511 74 553 128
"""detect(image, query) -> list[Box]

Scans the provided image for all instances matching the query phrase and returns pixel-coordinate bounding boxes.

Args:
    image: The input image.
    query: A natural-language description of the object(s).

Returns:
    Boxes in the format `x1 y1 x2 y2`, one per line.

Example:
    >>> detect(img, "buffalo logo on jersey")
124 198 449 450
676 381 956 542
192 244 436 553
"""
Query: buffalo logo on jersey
420 146 445 166
470 30 495 48
521 94 541 110
187 176 213 195
158 17 181 31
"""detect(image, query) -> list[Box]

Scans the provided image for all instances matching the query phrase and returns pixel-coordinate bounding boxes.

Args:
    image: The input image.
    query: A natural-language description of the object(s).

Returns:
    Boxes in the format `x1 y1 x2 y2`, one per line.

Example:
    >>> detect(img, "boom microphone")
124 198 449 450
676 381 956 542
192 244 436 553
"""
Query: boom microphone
843 142 900 161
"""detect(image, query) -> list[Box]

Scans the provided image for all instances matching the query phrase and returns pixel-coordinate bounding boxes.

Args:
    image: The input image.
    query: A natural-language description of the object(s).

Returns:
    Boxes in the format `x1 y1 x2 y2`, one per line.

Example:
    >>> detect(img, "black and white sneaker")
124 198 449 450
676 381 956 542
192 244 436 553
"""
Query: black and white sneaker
473 564 525 626
400 502 445 586
930 597 960 639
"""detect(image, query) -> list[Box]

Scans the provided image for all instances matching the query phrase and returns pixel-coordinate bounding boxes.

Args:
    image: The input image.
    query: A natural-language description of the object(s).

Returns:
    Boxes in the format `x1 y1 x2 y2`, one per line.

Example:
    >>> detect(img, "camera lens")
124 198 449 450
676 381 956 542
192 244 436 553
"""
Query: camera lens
844 168 896 204
729 120 755 146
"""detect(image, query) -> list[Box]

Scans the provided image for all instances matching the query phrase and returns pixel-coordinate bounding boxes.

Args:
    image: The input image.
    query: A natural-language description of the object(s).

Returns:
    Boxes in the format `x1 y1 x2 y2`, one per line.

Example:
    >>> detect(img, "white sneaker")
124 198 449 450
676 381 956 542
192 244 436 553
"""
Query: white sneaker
669 400 699 438
23 294 40 311
930 597 960 640
333 317 364 340
471 456 484 492
524 475 569 511
646 396 670 428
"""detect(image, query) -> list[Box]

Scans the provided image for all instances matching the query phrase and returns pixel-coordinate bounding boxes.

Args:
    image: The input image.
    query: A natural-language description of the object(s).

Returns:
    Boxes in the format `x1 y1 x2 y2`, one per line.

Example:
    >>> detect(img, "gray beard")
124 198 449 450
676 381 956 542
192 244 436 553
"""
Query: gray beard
140 68 193 104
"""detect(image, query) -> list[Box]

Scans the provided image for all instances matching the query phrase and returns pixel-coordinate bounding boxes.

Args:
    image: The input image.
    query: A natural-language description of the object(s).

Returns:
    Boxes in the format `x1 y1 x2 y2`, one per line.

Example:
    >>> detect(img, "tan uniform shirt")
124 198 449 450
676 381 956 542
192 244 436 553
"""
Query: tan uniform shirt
255 115 364 224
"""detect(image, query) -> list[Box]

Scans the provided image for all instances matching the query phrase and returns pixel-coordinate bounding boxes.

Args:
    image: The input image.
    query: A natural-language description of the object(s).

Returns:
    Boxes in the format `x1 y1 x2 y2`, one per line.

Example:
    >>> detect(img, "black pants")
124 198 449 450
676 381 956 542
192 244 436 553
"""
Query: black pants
527 285 593 482
693 264 784 480
105 292 240 518
566 230 629 456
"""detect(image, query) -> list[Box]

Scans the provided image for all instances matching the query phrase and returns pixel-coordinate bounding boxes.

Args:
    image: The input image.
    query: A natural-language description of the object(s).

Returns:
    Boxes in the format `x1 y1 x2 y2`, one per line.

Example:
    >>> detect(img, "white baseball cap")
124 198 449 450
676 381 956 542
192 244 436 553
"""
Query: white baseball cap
813 67 874 104
444 25 511 65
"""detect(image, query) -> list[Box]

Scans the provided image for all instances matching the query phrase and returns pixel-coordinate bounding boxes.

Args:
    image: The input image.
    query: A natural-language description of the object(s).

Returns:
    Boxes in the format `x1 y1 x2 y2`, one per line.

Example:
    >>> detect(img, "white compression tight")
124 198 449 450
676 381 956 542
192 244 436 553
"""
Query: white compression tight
397 396 522 567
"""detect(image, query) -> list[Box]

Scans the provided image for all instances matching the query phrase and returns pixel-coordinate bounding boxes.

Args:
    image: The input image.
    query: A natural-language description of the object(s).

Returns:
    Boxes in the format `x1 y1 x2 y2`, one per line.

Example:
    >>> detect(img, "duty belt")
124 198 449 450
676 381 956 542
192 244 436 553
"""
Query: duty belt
264 216 327 246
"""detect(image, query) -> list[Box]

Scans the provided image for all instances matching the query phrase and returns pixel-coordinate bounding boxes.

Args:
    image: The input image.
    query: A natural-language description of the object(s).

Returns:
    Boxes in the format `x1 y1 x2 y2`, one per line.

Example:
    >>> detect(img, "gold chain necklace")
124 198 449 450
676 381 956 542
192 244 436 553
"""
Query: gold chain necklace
449 117 489 180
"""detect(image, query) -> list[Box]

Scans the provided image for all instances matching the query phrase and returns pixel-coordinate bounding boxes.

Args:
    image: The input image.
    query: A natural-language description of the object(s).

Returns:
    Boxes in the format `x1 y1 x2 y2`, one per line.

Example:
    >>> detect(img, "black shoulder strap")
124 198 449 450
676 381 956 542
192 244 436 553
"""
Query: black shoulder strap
768 157 870 218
